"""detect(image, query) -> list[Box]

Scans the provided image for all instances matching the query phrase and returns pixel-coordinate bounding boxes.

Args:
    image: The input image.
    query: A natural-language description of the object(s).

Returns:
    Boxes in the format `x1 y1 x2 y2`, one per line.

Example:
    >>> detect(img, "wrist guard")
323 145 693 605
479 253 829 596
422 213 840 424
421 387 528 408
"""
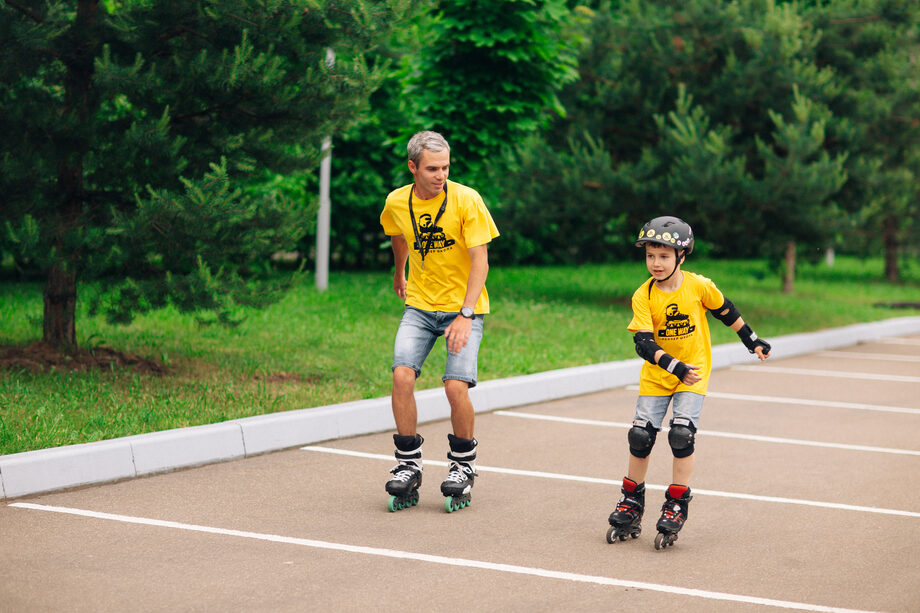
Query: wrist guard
657 353 690 381
737 324 771 354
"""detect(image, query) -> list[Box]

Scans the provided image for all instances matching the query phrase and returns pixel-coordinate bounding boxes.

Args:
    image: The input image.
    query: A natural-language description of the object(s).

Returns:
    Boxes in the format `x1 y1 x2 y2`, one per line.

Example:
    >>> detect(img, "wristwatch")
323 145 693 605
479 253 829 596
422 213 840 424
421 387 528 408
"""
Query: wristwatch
460 306 474 319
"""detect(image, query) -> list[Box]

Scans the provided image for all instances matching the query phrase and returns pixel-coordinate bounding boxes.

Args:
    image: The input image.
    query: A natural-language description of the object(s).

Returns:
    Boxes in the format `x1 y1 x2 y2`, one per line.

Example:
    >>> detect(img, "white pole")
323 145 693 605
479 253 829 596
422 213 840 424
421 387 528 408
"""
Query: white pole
316 48 335 292
316 136 332 291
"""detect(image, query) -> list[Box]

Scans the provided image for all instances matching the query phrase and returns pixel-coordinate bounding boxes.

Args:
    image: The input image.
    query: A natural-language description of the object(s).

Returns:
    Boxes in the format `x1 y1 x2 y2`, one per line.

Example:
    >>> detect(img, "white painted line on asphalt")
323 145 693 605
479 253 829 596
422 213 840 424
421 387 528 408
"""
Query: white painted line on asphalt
818 351 920 363
624 385 920 415
732 365 920 383
879 338 920 346
495 411 920 457
8 502 883 613
706 390 920 416
301 446 920 519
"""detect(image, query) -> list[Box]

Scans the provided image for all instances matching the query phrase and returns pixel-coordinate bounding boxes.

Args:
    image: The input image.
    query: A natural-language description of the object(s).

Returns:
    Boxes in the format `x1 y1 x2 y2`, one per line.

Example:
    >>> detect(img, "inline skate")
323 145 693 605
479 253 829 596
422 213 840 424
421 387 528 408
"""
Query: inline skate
655 484 691 550
606 477 645 543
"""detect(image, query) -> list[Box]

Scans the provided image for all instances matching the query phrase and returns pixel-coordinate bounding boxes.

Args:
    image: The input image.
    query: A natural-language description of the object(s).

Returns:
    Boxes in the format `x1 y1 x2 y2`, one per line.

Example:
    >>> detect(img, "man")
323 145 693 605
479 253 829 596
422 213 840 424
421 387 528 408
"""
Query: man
379 131 499 513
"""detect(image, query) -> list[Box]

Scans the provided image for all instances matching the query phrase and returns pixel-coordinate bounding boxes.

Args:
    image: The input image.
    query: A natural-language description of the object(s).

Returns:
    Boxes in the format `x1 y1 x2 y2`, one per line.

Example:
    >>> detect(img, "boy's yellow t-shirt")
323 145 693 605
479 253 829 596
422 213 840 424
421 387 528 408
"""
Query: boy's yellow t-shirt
627 271 725 396
380 179 499 313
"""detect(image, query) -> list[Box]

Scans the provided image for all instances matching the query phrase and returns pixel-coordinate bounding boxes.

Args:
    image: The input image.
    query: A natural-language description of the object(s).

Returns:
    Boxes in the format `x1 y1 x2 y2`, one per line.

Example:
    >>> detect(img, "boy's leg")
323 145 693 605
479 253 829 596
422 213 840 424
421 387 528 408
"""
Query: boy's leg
667 392 704 485
625 395 670 484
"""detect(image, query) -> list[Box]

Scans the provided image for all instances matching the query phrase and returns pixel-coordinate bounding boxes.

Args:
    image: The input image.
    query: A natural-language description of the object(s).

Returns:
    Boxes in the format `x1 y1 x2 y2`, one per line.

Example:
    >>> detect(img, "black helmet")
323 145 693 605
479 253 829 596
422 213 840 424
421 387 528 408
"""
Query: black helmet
635 216 694 255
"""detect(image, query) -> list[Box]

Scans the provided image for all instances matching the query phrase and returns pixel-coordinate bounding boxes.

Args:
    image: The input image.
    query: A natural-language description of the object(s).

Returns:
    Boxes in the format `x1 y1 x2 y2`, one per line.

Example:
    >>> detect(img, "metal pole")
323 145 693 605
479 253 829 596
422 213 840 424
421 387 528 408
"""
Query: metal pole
316 136 332 291
316 48 335 292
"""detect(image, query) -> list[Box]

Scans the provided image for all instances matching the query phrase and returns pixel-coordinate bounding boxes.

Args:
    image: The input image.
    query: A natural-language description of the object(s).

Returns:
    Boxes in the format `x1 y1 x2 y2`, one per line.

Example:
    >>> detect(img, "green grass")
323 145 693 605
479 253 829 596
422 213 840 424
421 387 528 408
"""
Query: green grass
1 256 918 455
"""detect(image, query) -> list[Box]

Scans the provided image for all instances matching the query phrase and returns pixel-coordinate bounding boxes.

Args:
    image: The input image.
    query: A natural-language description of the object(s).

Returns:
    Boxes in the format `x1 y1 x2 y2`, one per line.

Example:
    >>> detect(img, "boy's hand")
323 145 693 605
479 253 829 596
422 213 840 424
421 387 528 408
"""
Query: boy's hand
680 363 702 386
754 345 770 361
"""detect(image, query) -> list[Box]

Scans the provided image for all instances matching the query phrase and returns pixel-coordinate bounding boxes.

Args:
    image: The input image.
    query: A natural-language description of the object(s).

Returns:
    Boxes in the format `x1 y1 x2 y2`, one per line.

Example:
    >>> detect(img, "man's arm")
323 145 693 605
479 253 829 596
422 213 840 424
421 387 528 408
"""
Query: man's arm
445 244 489 354
391 234 409 300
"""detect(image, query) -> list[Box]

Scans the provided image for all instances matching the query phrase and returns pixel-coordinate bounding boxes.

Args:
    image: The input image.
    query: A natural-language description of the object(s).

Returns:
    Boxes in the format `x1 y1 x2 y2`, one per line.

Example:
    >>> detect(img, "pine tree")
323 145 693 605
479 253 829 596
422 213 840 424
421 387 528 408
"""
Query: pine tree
0 0 415 350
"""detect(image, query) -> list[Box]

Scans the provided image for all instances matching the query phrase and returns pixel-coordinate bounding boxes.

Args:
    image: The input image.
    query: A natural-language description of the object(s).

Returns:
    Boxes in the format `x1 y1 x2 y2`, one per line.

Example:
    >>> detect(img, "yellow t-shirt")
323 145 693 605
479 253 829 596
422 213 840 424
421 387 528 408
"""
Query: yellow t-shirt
380 180 500 313
627 271 725 396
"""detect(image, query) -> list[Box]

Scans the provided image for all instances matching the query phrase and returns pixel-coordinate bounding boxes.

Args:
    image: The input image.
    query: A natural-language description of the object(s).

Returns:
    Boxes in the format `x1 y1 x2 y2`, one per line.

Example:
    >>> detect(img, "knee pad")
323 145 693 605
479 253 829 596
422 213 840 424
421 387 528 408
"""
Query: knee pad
627 420 658 459
667 417 696 458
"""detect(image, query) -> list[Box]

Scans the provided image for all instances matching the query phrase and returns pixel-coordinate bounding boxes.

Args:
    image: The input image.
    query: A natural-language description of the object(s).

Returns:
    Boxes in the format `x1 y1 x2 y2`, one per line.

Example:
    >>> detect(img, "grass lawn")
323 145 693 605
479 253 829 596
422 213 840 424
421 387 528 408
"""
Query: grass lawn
1 256 918 455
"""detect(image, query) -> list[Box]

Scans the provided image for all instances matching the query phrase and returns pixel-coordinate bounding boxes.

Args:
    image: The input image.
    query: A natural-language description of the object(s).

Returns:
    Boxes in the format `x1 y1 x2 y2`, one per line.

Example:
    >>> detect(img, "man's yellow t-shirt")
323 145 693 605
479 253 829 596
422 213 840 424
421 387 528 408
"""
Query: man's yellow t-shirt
627 271 725 396
380 180 499 313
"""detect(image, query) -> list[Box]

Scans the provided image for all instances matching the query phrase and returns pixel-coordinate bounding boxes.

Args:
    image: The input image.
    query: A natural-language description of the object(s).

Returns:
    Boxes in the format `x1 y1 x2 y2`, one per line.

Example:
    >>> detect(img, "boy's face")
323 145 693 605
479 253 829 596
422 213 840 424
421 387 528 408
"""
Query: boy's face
645 244 682 280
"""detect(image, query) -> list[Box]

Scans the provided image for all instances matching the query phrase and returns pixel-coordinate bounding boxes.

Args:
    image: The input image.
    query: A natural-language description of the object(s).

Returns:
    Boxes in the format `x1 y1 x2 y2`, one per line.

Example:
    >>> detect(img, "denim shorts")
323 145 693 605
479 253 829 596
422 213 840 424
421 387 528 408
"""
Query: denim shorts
633 392 704 430
392 306 484 386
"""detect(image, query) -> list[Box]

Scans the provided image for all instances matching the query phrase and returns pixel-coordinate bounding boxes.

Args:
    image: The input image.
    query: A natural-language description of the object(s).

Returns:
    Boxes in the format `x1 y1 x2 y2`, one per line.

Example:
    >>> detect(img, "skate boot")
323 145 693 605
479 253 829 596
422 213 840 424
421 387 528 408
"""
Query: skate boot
655 484 692 550
606 477 645 543
386 434 423 512
440 434 477 513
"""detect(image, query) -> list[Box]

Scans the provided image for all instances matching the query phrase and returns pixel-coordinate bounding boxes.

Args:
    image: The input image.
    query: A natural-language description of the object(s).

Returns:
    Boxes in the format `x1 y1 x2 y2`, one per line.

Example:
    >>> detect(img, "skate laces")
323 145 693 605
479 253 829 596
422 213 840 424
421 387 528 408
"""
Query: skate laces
616 496 639 514
389 464 419 483
444 461 473 484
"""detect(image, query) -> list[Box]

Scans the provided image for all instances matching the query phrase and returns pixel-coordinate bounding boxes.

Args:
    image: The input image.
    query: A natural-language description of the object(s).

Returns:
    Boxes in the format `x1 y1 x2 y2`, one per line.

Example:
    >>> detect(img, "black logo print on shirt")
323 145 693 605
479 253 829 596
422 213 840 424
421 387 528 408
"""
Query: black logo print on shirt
658 303 696 339
412 213 455 254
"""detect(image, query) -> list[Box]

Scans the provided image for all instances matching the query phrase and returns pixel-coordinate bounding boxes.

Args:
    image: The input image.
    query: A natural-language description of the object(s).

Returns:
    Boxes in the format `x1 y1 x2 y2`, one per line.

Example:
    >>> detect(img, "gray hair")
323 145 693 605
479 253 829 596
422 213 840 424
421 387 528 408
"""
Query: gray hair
407 131 450 166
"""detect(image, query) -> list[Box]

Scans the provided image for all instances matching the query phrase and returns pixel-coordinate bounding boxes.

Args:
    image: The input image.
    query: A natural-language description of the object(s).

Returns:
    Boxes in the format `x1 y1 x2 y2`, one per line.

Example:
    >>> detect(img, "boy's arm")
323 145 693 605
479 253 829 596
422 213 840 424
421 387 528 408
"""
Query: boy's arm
634 331 702 385
709 298 771 360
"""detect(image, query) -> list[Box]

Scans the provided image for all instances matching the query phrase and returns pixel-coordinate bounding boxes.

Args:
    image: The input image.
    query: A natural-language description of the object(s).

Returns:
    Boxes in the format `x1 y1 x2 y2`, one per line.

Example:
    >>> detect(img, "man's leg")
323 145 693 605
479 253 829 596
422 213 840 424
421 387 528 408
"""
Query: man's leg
392 366 419 436
444 378 474 439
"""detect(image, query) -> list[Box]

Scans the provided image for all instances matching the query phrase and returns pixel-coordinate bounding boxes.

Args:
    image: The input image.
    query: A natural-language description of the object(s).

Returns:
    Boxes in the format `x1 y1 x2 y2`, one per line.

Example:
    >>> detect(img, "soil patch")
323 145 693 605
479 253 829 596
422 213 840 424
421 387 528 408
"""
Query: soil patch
0 342 168 375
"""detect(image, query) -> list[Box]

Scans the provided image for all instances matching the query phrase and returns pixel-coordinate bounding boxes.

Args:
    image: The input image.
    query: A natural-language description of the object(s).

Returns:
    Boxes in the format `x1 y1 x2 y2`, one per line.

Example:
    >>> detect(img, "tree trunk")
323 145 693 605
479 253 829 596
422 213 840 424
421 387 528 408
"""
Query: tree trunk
41 0 99 351
883 213 899 282
43 264 77 351
782 240 796 294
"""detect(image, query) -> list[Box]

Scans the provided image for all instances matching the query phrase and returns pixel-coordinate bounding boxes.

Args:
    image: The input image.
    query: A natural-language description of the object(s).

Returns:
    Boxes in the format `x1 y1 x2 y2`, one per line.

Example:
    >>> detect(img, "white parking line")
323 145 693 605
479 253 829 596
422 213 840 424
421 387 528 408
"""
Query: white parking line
301 446 920 518
7 502 884 613
495 411 920 457
818 351 920 363
732 365 920 383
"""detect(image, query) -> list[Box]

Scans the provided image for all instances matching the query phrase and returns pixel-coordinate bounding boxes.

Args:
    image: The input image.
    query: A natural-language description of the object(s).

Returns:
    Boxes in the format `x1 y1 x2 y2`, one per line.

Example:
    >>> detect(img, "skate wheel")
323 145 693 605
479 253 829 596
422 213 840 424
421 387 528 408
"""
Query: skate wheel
387 496 399 512
654 532 665 550
605 526 616 544
444 496 470 513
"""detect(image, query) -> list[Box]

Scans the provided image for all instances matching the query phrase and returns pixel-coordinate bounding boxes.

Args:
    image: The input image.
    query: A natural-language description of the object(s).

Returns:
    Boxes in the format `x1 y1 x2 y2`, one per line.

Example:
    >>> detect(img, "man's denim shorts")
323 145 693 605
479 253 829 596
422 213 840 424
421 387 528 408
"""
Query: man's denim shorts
392 306 484 386
633 392 704 430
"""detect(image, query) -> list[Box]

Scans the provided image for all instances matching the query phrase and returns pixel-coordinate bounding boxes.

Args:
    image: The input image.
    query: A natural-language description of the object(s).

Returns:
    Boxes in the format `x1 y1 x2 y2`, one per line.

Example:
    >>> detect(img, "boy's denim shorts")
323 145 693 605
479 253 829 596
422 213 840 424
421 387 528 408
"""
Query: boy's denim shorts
633 392 704 430
392 306 484 387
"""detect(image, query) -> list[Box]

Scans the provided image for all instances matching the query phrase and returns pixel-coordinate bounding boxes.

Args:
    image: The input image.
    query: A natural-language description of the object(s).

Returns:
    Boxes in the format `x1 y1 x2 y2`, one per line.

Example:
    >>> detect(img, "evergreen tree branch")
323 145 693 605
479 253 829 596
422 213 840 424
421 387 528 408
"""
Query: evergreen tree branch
4 0 43 24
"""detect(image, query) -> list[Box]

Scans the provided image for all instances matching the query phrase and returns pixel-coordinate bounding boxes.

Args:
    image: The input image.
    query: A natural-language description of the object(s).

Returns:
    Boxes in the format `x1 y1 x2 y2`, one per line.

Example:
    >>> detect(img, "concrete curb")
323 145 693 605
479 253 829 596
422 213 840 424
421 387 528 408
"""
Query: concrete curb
3 316 919 500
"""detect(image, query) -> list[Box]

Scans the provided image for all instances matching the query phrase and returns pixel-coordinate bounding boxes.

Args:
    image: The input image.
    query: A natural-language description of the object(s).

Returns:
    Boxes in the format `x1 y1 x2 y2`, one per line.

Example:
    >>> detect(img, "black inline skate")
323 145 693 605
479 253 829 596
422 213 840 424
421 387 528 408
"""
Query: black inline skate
606 477 645 543
655 484 692 550
386 434 423 512
440 434 477 513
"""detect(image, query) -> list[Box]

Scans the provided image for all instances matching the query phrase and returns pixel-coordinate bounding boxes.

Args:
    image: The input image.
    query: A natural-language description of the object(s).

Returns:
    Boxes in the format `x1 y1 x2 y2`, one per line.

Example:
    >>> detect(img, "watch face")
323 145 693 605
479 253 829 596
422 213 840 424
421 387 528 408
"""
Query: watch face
461 307 474 318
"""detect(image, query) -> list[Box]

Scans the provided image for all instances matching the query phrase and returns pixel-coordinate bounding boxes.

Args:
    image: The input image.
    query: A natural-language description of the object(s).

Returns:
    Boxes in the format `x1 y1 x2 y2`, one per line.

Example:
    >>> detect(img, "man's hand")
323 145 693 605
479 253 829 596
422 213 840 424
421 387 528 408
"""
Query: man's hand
444 315 473 354
393 273 406 300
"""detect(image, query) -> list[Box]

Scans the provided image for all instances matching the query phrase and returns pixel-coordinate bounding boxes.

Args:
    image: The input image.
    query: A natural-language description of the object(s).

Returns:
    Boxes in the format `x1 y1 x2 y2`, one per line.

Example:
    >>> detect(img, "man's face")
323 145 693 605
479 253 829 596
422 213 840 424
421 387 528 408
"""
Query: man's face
408 149 450 199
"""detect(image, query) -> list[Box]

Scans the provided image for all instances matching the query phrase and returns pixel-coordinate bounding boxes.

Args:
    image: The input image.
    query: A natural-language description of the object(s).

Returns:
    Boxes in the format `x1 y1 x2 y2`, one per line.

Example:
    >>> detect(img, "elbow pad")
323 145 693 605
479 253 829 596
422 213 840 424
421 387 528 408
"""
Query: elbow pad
633 331 661 364
709 298 741 327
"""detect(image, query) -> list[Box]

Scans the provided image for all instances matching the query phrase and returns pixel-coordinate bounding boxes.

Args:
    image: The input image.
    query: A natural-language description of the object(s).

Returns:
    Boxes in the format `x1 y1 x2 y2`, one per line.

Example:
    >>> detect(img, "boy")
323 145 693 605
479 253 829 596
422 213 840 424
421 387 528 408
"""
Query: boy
606 216 771 549
379 131 500 513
